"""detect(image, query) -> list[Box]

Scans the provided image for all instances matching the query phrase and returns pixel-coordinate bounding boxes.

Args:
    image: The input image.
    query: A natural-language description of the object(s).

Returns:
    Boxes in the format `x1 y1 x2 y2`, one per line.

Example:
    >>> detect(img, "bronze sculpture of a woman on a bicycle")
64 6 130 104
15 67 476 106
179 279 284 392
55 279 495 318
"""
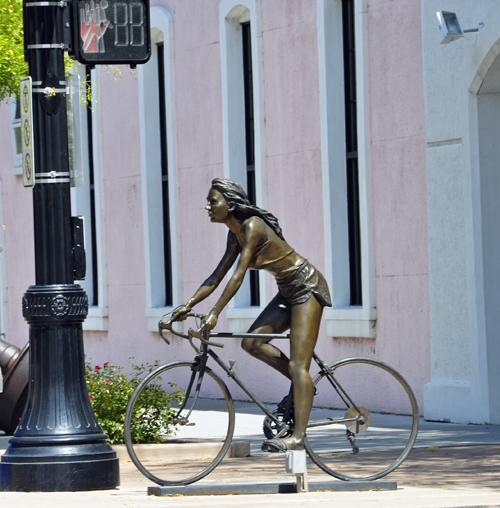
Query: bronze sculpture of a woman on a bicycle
173 178 332 453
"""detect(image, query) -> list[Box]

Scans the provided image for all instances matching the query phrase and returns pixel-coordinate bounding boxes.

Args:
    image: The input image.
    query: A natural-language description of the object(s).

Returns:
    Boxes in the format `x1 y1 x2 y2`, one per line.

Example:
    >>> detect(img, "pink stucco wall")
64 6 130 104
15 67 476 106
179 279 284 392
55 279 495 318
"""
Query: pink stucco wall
368 0 431 404
263 0 325 269
85 68 148 363
0 0 431 413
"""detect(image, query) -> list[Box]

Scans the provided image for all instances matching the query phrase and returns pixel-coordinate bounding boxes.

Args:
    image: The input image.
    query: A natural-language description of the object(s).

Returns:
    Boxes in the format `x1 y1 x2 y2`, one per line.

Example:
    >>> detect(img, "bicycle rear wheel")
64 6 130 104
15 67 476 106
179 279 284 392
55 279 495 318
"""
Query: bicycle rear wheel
305 357 419 481
124 361 235 486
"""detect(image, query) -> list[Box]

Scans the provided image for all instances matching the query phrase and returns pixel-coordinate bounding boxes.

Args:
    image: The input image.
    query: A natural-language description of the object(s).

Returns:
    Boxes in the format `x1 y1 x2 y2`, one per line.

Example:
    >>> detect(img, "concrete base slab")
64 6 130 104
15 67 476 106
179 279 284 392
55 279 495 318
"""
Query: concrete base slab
148 479 397 496
111 440 250 462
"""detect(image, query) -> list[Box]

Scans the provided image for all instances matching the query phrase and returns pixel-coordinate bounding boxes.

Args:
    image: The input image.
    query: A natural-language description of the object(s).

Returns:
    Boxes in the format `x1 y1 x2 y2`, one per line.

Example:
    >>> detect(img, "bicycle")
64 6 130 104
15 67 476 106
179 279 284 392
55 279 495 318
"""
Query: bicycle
124 312 419 486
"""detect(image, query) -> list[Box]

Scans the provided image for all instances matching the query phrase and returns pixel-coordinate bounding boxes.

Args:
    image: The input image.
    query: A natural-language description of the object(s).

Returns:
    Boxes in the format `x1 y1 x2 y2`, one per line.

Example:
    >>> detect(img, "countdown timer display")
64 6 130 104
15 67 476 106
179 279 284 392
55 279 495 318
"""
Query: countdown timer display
73 0 151 65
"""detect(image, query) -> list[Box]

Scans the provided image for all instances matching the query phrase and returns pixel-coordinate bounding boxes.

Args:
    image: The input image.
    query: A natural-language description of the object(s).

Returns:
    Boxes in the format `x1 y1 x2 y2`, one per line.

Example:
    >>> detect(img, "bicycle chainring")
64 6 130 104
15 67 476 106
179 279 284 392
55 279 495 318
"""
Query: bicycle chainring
263 409 294 439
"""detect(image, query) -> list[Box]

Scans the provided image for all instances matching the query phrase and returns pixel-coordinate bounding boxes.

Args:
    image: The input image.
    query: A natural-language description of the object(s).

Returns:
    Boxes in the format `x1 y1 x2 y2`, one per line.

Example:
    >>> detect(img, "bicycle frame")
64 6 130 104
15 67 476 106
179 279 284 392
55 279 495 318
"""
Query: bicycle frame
162 317 368 436
171 337 292 437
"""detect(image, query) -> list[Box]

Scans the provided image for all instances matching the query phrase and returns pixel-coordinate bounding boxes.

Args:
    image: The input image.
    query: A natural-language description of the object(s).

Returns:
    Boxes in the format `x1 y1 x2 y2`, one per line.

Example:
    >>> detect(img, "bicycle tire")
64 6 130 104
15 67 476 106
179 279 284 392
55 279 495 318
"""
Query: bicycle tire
304 357 419 481
124 361 235 486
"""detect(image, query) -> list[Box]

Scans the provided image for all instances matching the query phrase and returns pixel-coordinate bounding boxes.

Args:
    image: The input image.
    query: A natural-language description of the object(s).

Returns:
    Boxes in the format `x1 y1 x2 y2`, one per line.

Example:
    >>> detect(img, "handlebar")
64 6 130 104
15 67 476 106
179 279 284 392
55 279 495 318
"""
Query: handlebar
158 309 291 352
158 312 225 349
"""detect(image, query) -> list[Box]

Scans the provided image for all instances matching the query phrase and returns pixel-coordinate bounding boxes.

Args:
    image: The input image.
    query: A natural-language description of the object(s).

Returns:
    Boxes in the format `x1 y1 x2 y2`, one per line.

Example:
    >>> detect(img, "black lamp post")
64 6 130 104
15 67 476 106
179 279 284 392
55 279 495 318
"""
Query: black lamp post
0 0 152 492
0 0 119 491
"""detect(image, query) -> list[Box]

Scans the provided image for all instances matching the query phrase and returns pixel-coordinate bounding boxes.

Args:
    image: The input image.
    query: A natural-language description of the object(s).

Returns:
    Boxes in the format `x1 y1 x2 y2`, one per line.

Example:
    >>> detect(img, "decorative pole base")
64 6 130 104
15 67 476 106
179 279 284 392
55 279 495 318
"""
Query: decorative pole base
0 443 119 491
0 285 119 492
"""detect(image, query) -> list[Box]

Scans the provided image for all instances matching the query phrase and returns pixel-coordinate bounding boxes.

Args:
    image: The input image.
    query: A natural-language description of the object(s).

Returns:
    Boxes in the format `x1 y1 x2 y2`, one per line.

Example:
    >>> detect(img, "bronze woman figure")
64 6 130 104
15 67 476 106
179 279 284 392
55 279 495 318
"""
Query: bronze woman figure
173 178 332 452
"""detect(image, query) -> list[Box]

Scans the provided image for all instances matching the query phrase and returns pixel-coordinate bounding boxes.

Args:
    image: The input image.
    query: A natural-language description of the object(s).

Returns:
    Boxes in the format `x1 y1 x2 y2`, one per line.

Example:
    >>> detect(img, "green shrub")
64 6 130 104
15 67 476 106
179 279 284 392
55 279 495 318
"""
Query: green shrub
85 360 184 445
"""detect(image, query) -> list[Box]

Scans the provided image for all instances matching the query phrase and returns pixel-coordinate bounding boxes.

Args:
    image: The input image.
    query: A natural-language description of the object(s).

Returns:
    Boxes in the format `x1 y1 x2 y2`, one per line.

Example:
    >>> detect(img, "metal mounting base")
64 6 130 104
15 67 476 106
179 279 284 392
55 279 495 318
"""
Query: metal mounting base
285 449 308 492
148 479 397 496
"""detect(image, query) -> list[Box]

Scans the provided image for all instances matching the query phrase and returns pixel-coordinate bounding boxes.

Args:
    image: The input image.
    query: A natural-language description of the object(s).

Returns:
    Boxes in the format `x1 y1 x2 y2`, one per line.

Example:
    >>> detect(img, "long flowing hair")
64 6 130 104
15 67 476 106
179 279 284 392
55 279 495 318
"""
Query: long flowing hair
211 178 285 241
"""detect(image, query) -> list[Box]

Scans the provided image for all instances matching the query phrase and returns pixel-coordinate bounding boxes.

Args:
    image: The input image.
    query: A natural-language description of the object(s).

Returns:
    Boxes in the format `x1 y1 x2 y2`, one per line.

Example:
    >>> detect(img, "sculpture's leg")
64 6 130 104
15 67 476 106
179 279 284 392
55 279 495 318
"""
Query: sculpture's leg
242 293 291 379
244 293 323 451
285 296 323 450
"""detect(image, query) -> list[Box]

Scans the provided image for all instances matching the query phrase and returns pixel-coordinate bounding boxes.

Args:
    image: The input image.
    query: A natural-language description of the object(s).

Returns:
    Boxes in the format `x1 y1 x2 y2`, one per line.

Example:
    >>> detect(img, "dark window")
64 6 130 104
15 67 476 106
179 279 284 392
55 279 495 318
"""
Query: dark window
342 0 362 306
157 43 173 306
242 21 259 307
86 66 99 306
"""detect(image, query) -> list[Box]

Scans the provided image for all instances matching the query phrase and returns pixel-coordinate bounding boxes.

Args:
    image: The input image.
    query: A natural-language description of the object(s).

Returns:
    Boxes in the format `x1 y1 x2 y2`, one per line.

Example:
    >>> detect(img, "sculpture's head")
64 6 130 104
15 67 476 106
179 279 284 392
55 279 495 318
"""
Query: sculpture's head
208 178 285 240
210 178 251 213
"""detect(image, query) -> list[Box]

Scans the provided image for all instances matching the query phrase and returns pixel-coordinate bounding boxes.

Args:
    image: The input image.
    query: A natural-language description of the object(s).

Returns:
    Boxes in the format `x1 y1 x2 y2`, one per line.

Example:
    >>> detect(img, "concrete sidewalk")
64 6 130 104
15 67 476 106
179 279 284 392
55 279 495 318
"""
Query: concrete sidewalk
2 405 500 507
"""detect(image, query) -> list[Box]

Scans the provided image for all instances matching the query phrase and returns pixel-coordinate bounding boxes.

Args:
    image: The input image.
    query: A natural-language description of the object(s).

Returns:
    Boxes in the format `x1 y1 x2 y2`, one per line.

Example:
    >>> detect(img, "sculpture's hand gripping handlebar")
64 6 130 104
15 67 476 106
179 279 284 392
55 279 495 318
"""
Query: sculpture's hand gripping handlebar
158 312 224 349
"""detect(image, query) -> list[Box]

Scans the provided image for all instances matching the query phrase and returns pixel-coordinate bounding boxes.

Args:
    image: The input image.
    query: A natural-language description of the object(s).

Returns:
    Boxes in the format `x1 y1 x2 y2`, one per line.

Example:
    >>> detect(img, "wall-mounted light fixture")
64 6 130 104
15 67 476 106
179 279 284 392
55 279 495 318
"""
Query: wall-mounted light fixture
437 11 484 44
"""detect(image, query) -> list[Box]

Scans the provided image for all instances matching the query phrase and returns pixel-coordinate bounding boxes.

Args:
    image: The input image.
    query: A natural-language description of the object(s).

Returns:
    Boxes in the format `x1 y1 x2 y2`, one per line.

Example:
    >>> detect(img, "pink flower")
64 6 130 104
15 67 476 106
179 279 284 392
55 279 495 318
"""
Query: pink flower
89 396 92 402
103 362 109 366
103 379 109 384
95 365 101 370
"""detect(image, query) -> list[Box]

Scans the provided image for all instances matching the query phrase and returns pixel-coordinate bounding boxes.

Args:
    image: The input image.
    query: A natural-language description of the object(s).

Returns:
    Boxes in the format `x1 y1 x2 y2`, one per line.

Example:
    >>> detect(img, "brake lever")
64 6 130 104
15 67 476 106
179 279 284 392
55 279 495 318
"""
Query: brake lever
158 320 172 344
159 312 225 348
158 311 207 343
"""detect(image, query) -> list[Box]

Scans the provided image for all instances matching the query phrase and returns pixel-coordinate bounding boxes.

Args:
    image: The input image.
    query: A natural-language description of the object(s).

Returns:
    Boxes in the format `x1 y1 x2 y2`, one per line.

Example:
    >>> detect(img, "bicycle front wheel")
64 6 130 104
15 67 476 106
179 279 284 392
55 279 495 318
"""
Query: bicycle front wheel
305 357 419 481
124 361 235 486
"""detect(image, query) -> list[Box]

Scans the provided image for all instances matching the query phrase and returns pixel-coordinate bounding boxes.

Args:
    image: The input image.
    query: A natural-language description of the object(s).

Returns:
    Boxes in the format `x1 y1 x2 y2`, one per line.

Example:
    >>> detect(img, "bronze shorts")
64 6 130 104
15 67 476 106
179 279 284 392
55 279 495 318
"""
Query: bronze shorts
276 260 332 308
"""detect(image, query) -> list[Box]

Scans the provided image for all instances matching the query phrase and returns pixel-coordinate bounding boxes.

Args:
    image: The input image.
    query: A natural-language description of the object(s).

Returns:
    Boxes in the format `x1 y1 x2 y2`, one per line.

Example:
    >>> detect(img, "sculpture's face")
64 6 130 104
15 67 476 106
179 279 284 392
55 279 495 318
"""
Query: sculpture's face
206 188 232 223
